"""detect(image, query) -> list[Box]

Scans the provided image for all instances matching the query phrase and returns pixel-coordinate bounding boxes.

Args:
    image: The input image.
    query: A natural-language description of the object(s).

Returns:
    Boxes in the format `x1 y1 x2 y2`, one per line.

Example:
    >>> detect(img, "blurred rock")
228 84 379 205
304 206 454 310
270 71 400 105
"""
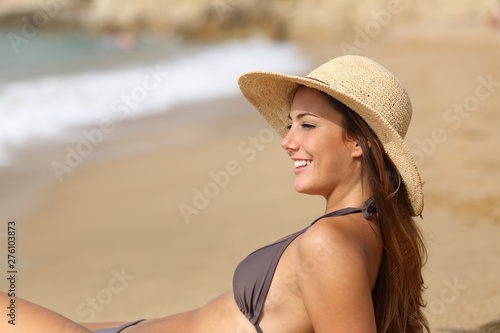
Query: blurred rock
0 0 89 29
0 0 498 41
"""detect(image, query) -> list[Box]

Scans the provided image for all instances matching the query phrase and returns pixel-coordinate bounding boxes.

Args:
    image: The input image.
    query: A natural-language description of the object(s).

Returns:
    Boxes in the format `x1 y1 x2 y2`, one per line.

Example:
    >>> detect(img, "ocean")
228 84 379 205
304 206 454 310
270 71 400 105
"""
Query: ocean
0 29 310 165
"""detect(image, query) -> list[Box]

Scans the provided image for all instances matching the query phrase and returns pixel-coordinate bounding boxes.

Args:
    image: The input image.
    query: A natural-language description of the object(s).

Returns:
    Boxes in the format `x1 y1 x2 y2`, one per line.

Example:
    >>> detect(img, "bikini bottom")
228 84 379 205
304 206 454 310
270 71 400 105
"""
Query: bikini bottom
93 319 145 333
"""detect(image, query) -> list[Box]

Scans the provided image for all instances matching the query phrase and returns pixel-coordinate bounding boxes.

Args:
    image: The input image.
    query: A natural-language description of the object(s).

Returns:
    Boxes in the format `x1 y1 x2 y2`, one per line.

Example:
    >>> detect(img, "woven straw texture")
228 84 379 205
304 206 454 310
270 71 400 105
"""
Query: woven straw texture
238 55 423 216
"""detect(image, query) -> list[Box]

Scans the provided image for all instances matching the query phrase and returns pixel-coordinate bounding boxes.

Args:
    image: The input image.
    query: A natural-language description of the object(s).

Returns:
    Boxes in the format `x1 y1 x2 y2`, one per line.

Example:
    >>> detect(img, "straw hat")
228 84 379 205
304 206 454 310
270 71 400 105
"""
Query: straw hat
238 55 423 216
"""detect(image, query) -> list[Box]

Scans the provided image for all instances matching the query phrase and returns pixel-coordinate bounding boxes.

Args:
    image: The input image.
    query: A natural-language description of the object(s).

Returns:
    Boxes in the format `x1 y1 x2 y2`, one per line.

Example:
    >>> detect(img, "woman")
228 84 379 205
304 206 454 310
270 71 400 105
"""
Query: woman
1 55 428 333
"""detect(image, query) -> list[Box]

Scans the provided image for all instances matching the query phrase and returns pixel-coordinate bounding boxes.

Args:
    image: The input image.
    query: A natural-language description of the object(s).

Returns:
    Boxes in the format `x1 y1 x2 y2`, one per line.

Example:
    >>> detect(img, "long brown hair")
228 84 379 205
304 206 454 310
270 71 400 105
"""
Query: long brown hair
323 92 429 333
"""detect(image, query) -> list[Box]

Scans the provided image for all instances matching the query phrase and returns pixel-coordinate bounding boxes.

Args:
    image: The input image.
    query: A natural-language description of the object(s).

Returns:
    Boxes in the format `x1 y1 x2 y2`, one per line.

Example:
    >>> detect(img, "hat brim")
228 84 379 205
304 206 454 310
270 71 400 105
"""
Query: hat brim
238 71 423 216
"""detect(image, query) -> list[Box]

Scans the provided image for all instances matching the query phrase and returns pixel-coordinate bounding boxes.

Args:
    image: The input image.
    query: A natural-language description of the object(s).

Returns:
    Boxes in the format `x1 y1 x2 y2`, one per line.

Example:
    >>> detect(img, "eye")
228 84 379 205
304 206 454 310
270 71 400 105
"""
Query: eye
285 124 292 130
301 123 315 129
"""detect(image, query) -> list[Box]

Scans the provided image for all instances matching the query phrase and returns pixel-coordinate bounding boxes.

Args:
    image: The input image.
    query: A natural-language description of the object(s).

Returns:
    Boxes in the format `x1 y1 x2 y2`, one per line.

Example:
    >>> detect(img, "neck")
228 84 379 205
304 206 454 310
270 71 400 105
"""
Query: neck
323 173 372 214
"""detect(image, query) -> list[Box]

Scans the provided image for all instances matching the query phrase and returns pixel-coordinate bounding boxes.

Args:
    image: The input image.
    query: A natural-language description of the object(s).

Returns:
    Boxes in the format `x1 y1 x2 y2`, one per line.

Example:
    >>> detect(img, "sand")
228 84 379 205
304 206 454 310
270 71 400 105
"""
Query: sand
1 25 500 331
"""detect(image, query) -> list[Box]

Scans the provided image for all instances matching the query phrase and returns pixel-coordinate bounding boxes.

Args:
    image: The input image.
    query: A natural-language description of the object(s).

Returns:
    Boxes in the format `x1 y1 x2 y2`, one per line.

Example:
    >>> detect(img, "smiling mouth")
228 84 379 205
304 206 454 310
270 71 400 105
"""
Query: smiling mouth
293 159 311 173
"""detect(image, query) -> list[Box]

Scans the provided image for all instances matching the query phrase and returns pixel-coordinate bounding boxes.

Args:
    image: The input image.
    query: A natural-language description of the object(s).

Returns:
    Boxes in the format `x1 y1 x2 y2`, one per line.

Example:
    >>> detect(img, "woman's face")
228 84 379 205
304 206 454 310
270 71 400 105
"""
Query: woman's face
281 86 362 200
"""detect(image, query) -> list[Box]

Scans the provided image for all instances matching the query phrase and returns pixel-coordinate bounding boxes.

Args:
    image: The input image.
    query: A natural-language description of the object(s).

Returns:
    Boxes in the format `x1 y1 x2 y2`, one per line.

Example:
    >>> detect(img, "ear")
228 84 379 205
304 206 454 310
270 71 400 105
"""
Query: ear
351 141 363 158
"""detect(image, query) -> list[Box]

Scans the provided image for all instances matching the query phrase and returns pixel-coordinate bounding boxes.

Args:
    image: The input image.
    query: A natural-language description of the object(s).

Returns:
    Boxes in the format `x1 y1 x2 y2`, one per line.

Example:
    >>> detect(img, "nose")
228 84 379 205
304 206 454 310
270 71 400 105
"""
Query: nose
280 127 299 153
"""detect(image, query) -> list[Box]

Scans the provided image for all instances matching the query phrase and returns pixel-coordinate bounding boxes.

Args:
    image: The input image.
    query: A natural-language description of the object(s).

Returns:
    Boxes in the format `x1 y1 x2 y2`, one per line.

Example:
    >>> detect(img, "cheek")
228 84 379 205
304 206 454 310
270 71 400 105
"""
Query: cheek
319 141 351 171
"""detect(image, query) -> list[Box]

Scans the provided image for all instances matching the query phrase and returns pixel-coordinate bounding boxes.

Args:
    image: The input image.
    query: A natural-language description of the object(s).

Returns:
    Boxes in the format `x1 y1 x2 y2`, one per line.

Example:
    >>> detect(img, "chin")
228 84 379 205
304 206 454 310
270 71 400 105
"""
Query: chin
294 183 320 196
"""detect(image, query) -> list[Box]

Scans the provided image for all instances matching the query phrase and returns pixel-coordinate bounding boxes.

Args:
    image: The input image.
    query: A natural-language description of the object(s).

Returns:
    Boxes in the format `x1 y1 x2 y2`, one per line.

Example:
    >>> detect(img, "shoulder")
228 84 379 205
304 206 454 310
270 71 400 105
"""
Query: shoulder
297 213 377 271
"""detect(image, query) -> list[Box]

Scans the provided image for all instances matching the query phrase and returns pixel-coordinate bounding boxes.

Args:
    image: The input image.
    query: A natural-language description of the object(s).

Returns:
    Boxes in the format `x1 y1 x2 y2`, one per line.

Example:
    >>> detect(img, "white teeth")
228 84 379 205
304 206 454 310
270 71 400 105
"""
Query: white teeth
294 160 311 168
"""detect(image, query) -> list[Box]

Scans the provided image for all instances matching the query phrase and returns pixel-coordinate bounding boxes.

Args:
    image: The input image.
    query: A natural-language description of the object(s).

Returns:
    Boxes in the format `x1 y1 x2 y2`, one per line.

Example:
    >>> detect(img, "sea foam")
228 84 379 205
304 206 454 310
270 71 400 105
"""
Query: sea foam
0 38 310 165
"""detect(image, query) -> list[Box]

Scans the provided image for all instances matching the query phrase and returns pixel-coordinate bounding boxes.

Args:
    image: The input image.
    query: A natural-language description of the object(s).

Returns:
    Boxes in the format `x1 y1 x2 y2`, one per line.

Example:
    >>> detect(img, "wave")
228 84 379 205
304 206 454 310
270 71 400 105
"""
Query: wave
0 38 310 165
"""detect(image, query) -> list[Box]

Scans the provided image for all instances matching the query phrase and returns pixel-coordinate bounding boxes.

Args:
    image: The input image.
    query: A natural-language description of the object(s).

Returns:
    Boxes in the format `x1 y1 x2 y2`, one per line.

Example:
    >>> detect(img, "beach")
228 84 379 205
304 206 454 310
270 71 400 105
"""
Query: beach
1 24 500 332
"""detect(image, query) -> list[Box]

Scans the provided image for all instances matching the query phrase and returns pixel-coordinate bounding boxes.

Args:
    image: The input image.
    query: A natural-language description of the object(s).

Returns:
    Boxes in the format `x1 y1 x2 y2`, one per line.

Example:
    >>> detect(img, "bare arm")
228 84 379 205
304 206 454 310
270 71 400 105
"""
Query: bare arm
0 291 92 333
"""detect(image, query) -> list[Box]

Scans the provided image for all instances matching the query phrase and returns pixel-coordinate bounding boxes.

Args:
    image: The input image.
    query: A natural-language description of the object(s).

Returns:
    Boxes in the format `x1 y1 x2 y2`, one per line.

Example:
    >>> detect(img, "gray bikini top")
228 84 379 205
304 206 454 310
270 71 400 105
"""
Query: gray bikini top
233 197 376 333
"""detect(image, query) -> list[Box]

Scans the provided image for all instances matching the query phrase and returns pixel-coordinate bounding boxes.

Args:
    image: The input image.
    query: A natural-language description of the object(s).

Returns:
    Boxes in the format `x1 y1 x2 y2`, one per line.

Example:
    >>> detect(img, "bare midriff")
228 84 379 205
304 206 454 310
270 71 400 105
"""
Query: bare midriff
124 291 256 333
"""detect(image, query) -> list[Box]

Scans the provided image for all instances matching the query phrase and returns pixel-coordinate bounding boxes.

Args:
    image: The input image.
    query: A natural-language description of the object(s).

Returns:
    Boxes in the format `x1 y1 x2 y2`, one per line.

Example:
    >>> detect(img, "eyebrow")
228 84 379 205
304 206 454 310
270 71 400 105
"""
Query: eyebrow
287 112 321 120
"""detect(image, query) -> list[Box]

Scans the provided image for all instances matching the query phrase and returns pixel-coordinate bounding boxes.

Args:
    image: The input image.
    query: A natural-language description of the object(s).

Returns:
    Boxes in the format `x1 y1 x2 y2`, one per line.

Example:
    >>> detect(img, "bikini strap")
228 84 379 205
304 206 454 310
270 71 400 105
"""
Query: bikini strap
362 196 377 220
312 197 377 225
